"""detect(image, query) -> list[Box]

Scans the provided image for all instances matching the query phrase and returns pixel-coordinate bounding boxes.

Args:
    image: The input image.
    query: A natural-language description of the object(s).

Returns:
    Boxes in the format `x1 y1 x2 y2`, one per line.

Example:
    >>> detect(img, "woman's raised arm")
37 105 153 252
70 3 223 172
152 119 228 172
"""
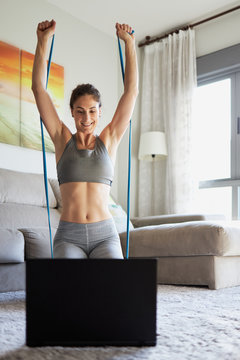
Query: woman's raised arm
32 20 63 143
108 23 139 144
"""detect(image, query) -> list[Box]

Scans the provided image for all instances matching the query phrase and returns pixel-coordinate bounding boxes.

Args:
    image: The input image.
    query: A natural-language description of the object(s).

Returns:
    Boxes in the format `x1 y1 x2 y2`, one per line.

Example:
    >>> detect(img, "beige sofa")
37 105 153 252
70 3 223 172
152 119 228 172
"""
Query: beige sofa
121 218 240 289
1 167 240 292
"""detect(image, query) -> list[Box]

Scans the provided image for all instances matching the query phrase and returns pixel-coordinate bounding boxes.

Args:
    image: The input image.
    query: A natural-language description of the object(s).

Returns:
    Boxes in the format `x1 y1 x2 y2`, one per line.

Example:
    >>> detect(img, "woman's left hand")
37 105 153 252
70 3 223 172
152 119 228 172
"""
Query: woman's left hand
115 23 135 43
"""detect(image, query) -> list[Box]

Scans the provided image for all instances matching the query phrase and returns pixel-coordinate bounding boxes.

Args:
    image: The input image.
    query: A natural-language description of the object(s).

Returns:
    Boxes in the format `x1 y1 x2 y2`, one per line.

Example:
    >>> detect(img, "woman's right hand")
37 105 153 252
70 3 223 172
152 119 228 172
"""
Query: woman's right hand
37 19 56 42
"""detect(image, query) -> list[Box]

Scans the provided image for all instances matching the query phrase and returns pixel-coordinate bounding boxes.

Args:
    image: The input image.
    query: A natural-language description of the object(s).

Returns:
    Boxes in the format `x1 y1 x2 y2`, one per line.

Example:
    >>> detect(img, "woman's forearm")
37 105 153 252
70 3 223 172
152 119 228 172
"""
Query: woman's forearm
31 39 48 90
124 40 139 95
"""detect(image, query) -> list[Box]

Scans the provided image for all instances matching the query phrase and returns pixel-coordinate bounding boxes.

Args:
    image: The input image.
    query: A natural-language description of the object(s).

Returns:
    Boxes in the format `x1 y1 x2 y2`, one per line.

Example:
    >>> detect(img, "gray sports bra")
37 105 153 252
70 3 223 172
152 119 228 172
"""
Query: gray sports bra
57 133 114 187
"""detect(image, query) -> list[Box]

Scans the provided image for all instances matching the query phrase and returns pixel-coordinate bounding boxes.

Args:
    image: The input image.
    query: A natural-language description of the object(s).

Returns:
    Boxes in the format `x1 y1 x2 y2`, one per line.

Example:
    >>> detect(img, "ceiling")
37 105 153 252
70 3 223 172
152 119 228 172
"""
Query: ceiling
46 0 240 43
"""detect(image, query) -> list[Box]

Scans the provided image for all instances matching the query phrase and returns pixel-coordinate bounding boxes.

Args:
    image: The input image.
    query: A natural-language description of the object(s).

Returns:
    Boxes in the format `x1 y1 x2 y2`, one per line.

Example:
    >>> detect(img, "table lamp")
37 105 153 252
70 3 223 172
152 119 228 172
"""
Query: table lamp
138 131 167 161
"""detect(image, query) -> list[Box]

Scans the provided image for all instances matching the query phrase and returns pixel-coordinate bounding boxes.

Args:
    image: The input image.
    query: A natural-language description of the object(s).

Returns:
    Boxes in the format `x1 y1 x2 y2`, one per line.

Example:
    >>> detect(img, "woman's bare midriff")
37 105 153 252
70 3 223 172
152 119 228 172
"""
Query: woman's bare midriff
59 181 113 223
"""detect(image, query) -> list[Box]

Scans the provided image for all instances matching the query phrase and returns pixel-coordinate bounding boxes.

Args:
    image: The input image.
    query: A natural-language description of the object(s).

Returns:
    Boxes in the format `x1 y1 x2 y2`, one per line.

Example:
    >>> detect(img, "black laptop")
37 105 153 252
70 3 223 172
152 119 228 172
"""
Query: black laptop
26 258 157 347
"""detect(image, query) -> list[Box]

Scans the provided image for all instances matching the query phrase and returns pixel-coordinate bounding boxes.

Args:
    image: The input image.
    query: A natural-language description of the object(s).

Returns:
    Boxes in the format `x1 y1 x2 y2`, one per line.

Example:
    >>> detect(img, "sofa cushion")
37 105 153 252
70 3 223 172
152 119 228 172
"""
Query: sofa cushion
19 227 57 259
0 203 61 229
49 178 62 208
119 220 240 257
109 194 117 205
108 204 134 234
0 168 57 208
0 229 24 263
131 213 226 228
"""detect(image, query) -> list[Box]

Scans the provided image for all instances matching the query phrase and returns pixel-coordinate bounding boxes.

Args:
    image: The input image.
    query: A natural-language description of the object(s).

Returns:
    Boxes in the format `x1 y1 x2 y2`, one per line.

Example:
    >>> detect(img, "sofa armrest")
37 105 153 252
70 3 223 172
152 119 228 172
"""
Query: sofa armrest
130 213 226 228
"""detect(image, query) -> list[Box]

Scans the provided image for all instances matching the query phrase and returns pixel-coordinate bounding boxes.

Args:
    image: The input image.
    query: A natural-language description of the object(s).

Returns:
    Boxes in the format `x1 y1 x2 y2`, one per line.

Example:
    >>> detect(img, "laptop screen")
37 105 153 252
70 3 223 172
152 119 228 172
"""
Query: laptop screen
26 258 157 347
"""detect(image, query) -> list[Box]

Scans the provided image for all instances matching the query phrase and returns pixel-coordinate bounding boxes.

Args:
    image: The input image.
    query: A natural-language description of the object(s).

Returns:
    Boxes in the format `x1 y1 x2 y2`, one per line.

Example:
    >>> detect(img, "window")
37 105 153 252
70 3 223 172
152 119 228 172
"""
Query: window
192 44 240 220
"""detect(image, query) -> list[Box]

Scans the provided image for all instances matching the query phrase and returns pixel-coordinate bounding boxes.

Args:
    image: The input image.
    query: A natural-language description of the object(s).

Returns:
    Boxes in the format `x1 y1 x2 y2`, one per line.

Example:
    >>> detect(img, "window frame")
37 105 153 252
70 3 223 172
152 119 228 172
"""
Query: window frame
196 43 240 220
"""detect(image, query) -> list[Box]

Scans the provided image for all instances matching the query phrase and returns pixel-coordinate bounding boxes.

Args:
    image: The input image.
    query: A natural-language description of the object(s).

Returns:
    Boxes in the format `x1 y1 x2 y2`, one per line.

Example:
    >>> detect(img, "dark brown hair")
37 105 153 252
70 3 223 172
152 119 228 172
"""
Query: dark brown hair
70 83 102 110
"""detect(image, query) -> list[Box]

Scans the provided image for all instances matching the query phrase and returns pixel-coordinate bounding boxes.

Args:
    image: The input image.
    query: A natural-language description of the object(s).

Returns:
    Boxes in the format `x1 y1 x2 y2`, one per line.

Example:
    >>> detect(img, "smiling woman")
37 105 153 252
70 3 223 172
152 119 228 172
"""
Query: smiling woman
31 19 139 259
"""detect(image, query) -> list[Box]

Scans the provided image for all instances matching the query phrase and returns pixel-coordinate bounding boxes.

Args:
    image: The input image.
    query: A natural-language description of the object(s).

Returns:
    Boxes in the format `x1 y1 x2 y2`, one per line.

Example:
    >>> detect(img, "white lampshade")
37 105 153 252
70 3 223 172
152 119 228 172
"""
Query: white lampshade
138 131 167 161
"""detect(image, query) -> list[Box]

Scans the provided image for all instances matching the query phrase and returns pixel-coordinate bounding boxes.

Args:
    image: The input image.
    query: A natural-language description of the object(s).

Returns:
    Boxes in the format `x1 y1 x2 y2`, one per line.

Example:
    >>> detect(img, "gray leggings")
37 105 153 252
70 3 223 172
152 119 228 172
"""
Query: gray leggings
53 217 124 259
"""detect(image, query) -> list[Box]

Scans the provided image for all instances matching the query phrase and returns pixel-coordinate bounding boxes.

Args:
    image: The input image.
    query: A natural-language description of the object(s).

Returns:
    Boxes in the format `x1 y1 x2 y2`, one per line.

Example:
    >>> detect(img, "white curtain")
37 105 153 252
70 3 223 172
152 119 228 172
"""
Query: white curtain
138 29 197 216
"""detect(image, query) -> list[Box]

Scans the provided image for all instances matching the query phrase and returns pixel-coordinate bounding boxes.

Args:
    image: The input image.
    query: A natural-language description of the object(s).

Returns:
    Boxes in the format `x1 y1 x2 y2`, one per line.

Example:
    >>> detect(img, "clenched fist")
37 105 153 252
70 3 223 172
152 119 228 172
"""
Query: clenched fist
37 19 56 42
115 23 135 43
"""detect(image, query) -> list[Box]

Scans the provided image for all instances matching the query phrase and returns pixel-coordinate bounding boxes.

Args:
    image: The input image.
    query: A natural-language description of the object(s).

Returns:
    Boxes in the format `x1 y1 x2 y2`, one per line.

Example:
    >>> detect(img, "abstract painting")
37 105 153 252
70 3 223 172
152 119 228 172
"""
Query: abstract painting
0 40 64 153
0 41 21 146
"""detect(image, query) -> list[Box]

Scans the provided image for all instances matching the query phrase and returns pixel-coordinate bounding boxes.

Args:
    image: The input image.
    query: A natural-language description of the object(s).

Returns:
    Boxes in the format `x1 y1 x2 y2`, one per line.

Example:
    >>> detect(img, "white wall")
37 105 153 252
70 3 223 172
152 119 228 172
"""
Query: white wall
0 0 119 199
118 9 240 217
195 10 240 57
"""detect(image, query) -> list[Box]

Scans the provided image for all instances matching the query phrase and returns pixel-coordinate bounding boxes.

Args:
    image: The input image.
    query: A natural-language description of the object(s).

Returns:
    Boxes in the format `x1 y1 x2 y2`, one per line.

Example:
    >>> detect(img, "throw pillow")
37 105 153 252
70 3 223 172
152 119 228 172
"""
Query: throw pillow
49 178 62 208
0 229 24 263
19 227 57 259
0 168 57 208
108 204 134 234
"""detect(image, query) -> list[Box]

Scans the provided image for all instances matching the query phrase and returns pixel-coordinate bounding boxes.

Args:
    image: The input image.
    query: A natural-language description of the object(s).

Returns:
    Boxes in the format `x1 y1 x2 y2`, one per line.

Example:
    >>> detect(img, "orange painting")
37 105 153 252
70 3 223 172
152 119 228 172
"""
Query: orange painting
21 50 64 152
0 40 64 152
0 41 21 145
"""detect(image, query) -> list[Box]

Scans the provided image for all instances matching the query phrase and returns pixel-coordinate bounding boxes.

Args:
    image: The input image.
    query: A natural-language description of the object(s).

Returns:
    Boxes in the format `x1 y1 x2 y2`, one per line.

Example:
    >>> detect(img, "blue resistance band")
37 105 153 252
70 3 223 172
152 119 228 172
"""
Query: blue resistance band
117 30 134 259
40 34 55 259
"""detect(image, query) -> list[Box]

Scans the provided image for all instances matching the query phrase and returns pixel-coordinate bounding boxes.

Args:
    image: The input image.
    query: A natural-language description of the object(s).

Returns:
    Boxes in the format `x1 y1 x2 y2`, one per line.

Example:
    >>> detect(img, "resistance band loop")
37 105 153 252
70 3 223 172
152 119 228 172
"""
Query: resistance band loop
40 34 55 259
117 31 134 259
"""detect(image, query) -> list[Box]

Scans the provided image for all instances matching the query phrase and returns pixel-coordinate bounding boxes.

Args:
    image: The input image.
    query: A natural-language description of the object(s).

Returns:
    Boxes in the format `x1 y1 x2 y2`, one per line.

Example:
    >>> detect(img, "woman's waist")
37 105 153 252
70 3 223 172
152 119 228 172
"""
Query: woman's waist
59 204 112 224
60 182 110 206
59 182 111 223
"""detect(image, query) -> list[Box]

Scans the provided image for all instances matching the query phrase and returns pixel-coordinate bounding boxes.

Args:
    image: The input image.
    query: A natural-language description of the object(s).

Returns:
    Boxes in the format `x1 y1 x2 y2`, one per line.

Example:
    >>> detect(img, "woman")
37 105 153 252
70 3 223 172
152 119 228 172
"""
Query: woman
32 19 138 259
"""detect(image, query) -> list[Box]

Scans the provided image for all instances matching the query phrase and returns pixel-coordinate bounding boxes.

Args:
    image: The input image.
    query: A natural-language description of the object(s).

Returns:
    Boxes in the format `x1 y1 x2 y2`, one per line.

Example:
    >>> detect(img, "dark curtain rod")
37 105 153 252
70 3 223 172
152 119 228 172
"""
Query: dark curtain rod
138 5 240 48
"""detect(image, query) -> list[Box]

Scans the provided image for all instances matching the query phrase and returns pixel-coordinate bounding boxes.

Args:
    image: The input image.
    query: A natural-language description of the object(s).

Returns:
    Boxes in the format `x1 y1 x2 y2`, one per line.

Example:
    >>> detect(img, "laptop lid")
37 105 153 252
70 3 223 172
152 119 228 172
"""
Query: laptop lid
26 258 157 347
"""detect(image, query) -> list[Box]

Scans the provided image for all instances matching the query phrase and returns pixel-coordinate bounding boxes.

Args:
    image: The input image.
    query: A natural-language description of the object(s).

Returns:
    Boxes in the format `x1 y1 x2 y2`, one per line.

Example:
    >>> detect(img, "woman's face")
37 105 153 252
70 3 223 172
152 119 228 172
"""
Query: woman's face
71 94 101 133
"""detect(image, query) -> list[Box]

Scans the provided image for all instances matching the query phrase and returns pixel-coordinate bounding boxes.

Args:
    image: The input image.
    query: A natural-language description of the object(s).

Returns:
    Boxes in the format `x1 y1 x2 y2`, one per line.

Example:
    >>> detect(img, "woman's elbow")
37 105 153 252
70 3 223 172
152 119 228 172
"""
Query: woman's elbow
132 88 139 98
125 87 139 98
31 84 44 93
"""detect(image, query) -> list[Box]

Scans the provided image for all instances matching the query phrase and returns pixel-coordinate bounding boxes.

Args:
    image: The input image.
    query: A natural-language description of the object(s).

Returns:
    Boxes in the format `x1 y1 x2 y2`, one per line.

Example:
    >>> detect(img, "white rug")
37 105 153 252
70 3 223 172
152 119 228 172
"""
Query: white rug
0 285 240 360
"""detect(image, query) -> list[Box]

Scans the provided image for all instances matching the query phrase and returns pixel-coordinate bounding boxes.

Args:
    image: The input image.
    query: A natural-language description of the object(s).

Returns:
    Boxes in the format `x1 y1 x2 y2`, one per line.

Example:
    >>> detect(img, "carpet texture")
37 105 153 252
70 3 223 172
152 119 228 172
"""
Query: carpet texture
0 285 240 360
